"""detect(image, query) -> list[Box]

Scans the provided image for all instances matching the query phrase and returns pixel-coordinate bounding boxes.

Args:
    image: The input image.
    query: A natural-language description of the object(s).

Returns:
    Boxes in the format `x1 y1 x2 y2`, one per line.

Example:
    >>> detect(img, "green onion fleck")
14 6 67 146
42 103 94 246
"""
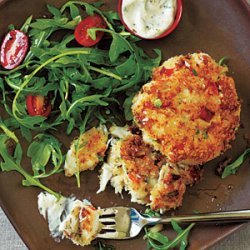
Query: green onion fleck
154 98 162 108
98 155 104 162
218 56 228 66
195 129 200 135
192 69 198 76
203 131 208 139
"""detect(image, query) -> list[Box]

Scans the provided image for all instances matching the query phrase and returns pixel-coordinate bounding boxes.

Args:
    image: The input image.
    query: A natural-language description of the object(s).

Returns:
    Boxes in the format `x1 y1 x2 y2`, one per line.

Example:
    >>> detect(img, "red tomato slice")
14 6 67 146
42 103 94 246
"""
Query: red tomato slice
26 95 52 117
0 30 28 70
74 14 107 47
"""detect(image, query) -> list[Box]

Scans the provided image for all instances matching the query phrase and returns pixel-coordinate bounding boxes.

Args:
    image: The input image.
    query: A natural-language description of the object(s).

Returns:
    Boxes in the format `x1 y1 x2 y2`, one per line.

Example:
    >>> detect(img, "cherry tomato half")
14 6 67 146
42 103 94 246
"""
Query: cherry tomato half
26 95 52 117
74 14 107 47
0 30 29 70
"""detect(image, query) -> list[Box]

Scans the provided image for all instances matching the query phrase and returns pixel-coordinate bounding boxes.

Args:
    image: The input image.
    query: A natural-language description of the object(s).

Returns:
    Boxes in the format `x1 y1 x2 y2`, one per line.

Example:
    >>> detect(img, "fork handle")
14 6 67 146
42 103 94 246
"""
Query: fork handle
147 209 250 225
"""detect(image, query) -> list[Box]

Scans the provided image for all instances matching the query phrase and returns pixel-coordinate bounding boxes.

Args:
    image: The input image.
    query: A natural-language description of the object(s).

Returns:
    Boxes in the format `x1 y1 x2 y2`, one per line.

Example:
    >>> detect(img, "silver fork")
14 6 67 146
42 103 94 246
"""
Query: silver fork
97 207 250 239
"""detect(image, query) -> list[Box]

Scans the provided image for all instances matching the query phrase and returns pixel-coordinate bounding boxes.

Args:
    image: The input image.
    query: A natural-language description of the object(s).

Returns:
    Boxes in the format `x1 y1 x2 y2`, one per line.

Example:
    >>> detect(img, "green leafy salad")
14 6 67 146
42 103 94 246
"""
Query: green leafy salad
0 1 161 195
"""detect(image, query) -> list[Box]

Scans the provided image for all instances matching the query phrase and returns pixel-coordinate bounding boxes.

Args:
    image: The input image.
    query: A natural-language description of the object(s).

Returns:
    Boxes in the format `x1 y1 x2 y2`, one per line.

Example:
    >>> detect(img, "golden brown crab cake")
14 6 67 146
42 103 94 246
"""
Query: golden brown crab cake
64 126 108 177
120 134 166 204
150 164 186 212
132 52 241 165
59 200 101 246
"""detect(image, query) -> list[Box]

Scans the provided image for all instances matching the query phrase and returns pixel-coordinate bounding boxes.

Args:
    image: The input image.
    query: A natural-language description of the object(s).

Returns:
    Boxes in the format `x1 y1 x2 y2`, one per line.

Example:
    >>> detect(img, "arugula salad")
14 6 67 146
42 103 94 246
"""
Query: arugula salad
0 1 162 194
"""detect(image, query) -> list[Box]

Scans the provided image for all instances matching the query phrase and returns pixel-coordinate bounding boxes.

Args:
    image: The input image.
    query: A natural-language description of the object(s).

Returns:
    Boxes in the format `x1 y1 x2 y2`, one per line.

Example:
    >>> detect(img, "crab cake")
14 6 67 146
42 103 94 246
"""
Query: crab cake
98 126 166 204
64 126 108 177
59 200 101 246
132 52 241 165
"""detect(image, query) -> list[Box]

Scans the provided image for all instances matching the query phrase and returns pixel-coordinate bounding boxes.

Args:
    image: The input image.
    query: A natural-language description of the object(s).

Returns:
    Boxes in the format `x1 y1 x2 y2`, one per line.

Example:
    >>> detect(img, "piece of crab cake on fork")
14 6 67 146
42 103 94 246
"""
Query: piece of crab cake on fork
98 126 166 204
59 200 101 246
38 192 101 247
64 126 108 177
132 52 241 165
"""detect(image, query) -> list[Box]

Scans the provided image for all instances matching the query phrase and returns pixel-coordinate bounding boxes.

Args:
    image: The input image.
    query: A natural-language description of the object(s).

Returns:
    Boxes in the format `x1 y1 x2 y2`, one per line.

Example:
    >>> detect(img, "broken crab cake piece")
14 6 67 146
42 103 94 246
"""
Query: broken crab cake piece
38 192 101 246
150 164 186 212
132 52 241 165
64 126 108 177
178 164 204 186
150 164 204 213
120 133 166 204
98 139 126 195
98 126 132 195
98 126 166 205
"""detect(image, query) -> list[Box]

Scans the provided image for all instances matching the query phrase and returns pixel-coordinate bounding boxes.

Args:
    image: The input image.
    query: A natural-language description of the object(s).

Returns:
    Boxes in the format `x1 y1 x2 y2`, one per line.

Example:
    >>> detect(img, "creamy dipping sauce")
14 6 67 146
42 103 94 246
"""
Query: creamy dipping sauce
121 0 177 39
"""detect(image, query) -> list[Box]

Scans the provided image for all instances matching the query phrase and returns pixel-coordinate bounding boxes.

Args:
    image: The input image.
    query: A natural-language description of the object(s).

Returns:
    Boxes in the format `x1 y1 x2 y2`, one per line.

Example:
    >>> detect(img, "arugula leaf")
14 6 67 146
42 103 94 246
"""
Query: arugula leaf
88 65 122 80
69 3 80 19
103 10 120 25
145 221 195 250
20 126 32 142
222 148 250 178
93 240 115 250
30 17 80 30
8 24 15 31
0 134 60 198
20 15 33 33
123 93 136 121
143 208 161 218
66 94 109 119
116 55 137 76
27 134 64 178
0 119 19 143
60 1 114 30
47 4 62 19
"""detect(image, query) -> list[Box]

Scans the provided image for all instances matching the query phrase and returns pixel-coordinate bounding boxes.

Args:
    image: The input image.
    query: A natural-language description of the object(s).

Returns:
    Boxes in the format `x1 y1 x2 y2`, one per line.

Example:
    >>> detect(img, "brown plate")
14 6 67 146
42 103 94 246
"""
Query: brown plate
0 0 250 249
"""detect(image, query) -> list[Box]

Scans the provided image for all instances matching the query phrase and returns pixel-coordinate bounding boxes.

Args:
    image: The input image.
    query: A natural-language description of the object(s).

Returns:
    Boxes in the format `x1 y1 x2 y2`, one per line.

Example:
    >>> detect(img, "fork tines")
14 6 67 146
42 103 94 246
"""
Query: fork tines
98 208 117 235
